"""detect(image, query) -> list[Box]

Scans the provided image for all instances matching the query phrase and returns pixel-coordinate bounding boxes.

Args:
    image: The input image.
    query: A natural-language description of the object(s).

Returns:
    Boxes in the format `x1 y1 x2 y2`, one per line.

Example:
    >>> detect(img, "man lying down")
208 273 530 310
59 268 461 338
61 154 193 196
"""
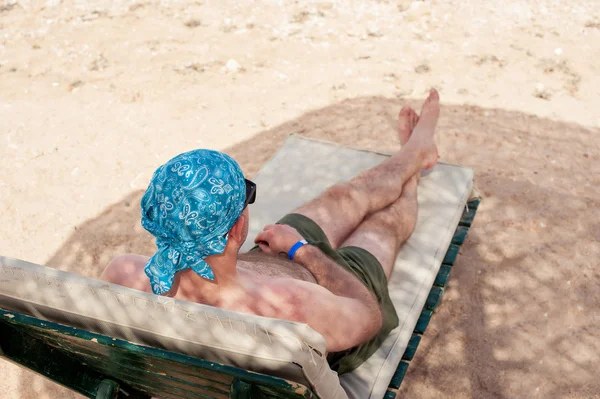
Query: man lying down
102 89 440 375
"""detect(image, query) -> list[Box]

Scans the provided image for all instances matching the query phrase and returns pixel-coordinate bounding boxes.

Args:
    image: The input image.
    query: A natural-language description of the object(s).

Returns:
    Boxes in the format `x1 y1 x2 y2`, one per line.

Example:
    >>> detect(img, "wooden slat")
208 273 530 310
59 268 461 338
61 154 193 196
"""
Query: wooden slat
384 389 397 399
434 265 452 287
451 226 470 245
0 321 131 399
20 328 232 397
468 197 481 209
424 286 444 311
34 333 232 394
459 198 481 227
401 334 421 361
442 244 460 265
414 310 433 335
388 361 410 389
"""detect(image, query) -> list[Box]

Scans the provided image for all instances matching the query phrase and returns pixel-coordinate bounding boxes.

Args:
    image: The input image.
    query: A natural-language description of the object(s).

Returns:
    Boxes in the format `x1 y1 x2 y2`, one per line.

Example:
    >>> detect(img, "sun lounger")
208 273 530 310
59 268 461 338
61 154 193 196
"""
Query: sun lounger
0 135 479 398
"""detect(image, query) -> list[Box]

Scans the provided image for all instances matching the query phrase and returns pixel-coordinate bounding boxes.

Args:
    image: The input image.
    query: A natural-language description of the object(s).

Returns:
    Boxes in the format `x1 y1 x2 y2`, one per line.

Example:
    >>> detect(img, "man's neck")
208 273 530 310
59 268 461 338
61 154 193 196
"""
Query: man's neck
173 259 241 304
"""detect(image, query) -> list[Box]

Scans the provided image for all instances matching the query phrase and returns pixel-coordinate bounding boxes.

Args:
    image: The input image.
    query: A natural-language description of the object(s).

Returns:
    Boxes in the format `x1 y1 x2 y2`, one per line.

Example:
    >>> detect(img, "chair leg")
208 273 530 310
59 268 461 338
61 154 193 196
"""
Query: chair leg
231 378 267 399
96 379 120 399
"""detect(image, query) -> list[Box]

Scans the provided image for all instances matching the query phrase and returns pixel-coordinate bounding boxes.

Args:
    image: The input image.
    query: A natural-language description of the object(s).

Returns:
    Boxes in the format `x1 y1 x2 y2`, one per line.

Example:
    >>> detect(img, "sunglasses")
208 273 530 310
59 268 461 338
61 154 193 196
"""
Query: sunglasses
223 179 256 238
243 178 256 209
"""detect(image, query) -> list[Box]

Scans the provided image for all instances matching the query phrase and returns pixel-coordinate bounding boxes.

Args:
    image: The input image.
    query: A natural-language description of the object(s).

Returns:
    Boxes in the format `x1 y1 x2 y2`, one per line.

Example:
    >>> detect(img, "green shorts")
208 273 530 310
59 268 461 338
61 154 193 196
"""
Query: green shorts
250 213 399 375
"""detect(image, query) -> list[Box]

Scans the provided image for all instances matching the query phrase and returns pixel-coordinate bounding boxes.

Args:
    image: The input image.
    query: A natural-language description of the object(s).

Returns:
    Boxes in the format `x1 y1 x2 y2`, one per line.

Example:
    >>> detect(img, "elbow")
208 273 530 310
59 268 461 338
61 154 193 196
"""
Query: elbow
326 330 365 352
327 334 357 352
326 311 383 352
371 311 384 338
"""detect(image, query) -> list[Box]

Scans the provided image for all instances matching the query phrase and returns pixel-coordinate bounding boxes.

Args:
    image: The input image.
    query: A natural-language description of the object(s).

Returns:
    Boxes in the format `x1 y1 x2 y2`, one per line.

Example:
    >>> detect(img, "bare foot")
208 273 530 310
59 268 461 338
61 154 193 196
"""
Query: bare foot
397 106 419 146
405 89 440 170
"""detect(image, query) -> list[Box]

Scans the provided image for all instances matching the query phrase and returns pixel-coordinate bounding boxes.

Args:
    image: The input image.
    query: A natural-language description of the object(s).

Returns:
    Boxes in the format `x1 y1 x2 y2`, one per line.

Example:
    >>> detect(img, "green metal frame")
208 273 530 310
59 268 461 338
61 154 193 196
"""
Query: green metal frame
0 198 480 399
384 197 481 398
0 312 314 399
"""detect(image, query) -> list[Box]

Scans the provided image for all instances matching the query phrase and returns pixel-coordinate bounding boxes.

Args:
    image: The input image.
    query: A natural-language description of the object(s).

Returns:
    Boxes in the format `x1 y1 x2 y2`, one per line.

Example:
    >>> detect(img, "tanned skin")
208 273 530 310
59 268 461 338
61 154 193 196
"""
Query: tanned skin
102 89 440 352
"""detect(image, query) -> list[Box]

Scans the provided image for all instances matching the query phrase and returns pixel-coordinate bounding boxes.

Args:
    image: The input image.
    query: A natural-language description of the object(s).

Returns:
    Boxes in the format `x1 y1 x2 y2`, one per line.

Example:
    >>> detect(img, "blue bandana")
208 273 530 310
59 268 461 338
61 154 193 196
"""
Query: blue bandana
140 149 246 295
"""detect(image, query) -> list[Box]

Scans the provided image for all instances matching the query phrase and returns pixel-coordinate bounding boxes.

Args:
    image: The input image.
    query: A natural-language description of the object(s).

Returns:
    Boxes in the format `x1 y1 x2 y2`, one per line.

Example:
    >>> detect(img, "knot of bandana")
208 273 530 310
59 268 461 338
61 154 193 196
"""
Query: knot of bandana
140 149 246 295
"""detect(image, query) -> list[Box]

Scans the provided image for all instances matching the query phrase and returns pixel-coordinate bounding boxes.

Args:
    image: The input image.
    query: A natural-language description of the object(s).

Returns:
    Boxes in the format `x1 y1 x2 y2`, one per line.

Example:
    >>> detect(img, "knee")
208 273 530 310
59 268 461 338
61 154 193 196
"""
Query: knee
325 183 361 208
369 210 415 240
325 182 370 216
367 213 398 236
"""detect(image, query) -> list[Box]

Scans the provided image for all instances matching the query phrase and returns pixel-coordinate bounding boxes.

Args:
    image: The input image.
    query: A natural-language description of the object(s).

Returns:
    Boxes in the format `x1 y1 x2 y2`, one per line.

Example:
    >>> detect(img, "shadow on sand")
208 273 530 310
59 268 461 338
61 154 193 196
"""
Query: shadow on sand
19 96 599 398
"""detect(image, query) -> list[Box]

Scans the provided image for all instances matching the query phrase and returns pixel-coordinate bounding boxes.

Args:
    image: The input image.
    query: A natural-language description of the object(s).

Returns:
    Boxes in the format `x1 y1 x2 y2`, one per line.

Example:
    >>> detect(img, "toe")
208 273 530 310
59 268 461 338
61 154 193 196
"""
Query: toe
399 106 411 118
420 89 440 116
398 106 412 129
410 109 418 129
428 88 439 102
398 106 414 145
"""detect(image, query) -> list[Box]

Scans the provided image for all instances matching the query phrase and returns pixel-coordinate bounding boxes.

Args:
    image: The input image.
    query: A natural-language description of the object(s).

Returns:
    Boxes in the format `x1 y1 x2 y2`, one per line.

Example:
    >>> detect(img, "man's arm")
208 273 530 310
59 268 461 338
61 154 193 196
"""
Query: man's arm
246 278 382 352
254 224 383 350
293 244 378 303
255 224 379 303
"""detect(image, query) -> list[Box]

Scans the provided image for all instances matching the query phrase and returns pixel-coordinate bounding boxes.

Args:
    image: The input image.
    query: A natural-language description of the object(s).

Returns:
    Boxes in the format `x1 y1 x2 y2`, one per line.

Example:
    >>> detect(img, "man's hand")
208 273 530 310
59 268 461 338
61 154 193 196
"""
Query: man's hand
254 224 304 255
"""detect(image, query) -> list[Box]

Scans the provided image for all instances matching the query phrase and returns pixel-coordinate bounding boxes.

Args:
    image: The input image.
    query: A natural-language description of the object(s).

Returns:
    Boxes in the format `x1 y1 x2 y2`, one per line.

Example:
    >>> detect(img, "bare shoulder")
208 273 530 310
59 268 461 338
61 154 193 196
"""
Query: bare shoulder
100 254 152 293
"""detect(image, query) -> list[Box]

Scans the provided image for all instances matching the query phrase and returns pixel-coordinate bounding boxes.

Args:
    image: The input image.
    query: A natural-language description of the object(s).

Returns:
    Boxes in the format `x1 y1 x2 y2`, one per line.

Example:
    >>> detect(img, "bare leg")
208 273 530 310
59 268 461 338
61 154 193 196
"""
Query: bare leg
294 89 439 248
340 174 418 279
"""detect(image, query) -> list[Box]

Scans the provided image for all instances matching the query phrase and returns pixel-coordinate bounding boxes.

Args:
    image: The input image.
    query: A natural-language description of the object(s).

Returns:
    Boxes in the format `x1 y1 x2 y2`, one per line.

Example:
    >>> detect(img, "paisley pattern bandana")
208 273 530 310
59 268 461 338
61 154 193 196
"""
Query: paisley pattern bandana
140 149 246 295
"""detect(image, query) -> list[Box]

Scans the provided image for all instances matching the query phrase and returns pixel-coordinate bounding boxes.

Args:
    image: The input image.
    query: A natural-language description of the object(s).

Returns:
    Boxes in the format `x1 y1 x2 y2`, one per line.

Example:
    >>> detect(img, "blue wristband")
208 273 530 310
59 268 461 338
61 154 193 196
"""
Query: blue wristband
288 239 308 260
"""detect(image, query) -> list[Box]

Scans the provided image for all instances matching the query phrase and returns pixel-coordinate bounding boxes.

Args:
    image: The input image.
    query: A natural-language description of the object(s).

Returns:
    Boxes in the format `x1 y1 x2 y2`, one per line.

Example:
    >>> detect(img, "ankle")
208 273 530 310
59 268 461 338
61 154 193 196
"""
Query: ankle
397 143 422 164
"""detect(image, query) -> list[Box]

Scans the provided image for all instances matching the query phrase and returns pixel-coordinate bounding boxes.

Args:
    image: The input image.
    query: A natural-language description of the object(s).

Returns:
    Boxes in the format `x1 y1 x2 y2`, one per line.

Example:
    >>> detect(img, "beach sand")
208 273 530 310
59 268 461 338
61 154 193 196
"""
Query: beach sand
1 0 599 397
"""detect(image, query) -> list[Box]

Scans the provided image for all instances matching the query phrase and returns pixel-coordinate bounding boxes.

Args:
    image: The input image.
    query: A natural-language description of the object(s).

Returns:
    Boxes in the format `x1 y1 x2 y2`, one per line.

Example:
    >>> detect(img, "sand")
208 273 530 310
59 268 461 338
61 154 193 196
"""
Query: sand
1 0 599 398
